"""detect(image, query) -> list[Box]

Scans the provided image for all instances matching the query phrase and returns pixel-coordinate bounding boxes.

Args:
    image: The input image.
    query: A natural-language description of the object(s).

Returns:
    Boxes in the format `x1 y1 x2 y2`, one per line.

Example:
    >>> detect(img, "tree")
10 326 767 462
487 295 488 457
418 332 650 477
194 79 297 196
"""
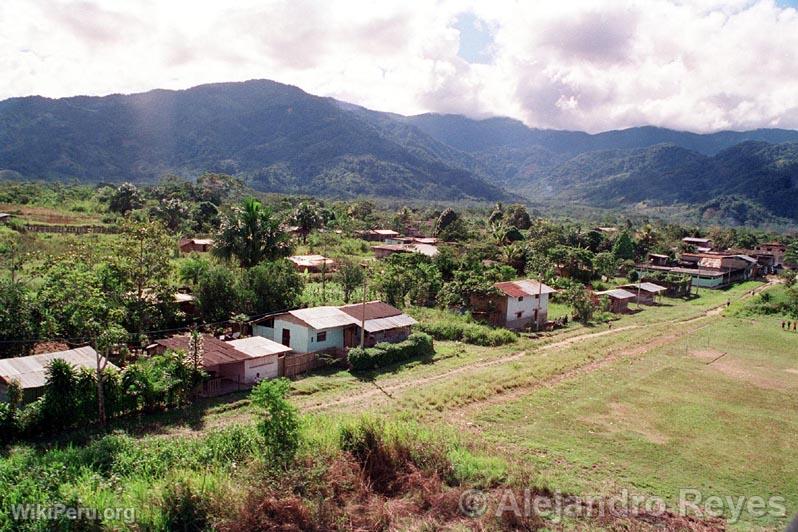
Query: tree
594 252 620 280
111 220 177 334
93 324 127 427
108 182 143 215
336 260 365 303
150 197 191 232
434 208 468 241
291 202 323 244
178 255 211 286
250 378 300 466
564 285 596 324
612 231 636 261
240 260 303 314
195 265 241 323
505 204 532 230
214 198 291 268
0 280 36 357
785 241 798 267
375 254 442 307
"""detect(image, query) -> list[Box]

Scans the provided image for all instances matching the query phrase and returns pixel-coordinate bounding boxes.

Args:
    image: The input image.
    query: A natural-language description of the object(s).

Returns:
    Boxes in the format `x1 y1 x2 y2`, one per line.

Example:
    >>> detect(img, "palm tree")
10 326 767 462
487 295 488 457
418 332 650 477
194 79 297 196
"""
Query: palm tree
214 198 291 267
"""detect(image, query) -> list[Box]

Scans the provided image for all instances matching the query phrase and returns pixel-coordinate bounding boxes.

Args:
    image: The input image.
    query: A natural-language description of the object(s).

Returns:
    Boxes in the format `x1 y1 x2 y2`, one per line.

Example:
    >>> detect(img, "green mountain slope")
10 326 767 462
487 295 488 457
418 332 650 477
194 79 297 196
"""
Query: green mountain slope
0 80 508 201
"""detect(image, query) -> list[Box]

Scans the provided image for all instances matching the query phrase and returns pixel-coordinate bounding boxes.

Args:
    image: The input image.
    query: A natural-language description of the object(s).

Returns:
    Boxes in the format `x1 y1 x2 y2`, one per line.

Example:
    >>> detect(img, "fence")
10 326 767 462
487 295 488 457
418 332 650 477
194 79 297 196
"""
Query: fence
23 224 118 234
281 349 347 378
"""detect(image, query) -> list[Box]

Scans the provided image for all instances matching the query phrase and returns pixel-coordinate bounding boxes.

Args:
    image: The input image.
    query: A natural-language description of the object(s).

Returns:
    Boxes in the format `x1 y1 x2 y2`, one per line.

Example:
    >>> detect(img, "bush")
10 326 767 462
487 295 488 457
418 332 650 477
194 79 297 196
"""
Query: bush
0 403 19 444
348 333 434 372
417 321 516 346
250 379 300 466
160 479 212 531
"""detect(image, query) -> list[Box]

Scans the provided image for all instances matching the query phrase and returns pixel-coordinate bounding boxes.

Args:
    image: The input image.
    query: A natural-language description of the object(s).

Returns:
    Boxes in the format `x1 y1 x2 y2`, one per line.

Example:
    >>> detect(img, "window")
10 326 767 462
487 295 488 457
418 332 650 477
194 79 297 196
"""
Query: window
262 317 274 328
516 311 523 319
317 331 327 342
517 296 524 302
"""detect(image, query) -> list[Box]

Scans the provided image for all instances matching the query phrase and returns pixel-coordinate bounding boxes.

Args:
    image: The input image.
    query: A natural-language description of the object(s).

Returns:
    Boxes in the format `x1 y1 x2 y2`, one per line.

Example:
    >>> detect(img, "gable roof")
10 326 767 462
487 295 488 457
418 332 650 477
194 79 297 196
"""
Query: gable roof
287 306 359 330
339 301 418 332
595 288 637 300
494 280 556 298
0 347 116 390
154 334 250 368
228 336 292 357
619 282 667 294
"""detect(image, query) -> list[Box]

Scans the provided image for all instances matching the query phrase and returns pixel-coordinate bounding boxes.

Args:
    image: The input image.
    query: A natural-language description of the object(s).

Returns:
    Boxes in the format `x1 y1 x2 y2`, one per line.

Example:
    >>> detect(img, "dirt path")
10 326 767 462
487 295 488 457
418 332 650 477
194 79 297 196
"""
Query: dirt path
304 279 775 414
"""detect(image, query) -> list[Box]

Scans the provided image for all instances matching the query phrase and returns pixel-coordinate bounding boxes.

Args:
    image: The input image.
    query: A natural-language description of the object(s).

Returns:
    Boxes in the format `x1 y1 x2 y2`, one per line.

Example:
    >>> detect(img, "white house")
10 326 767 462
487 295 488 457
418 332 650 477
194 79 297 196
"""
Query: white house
471 279 557 330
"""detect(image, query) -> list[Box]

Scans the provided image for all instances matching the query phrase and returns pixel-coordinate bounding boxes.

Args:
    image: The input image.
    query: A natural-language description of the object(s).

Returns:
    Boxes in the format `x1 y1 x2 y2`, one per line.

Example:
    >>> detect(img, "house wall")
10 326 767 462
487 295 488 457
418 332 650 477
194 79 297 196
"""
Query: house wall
307 326 345 353
215 361 245 382
244 355 279 383
368 326 411 346
503 293 549 330
272 317 312 352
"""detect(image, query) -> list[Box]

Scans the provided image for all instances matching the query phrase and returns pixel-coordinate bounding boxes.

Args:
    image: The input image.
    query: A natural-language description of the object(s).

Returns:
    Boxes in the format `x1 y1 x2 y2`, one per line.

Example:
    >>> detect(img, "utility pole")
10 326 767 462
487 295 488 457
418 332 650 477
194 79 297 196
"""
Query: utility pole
360 263 368 348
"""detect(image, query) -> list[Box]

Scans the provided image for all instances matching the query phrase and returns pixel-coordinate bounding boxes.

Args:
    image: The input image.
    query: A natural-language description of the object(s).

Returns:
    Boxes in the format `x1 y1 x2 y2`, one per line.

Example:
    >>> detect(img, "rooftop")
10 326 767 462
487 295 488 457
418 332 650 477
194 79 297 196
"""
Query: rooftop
154 334 250 368
619 282 667 293
228 336 292 357
595 288 637 300
0 346 116 389
494 279 556 298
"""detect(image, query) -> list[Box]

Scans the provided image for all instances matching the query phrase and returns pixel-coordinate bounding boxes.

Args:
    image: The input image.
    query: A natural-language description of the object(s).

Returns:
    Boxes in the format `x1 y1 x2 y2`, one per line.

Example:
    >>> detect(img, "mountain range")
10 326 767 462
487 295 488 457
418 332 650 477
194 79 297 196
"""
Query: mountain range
1 79 797 224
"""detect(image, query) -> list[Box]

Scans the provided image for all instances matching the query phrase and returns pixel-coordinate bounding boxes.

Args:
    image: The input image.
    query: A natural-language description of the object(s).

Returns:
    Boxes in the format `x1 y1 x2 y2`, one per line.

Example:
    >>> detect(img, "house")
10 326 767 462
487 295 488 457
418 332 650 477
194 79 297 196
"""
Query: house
647 253 670 267
618 282 667 305
754 242 787 266
0 347 117 403
682 237 713 252
288 254 336 273
0 213 12 224
637 252 757 289
594 288 637 313
372 243 439 259
227 336 293 382
471 279 556 330
179 238 214 253
149 333 291 387
251 301 417 352
356 229 401 242
339 301 417 346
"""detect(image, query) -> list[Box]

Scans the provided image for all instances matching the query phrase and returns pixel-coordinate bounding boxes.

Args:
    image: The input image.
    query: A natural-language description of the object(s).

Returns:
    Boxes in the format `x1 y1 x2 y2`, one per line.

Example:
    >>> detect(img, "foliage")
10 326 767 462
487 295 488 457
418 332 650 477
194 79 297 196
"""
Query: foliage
178 254 211 286
159 480 212 532
348 332 434 371
375 254 442 307
593 251 619 279
612 231 636 261
108 182 143 214
195 265 241 323
0 280 36 357
250 378 301 466
214 197 291 268
417 319 517 346
563 284 596 324
291 202 323 243
335 260 365 303
785 241 798 267
240 259 303 315
434 208 469 241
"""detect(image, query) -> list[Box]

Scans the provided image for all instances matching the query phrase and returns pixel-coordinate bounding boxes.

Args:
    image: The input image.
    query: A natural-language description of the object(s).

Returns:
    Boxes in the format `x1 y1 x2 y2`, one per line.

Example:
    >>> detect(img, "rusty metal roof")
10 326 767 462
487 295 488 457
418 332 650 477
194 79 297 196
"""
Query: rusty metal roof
0 347 117 389
494 280 556 298
154 334 250 368
339 301 403 321
363 314 417 333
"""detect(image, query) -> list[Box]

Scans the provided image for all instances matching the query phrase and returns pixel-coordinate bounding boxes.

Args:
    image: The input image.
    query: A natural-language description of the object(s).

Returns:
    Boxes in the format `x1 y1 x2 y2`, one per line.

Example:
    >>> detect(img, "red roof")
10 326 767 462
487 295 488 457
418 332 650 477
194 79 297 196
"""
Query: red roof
154 334 250 368
494 280 556 298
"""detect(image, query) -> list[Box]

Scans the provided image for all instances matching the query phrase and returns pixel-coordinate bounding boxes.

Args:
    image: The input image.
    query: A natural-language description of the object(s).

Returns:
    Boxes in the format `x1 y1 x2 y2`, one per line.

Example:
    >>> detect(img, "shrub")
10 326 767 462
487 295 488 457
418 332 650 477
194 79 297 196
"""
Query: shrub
160 480 212 531
250 379 300 467
348 333 434 372
417 321 516 346
0 403 18 444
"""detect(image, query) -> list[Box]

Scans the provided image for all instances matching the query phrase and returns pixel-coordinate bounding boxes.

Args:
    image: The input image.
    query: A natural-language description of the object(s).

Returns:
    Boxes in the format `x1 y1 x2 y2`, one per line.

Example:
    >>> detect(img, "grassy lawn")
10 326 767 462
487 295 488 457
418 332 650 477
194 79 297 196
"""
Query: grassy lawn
462 314 798 529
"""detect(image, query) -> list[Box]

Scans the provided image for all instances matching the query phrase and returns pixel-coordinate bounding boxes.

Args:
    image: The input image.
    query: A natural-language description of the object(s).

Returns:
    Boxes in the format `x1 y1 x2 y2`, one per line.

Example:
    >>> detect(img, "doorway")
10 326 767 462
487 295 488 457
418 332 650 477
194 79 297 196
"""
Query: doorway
281 328 291 347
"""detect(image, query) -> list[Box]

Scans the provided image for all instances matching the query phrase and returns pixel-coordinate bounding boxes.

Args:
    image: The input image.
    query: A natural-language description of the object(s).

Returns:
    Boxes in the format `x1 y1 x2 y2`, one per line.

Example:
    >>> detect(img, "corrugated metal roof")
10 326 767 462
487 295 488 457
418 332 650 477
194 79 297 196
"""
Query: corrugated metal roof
155 335 250 368
0 347 116 389
364 314 417 333
494 280 556 298
228 336 292 357
596 288 637 300
620 283 667 293
339 301 402 321
288 255 335 267
373 229 399 235
288 306 359 330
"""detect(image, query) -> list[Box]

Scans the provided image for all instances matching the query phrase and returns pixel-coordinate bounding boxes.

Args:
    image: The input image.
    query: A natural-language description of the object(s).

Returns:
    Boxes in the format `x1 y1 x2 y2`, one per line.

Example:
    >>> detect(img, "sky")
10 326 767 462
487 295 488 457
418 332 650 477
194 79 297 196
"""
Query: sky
1 0 798 133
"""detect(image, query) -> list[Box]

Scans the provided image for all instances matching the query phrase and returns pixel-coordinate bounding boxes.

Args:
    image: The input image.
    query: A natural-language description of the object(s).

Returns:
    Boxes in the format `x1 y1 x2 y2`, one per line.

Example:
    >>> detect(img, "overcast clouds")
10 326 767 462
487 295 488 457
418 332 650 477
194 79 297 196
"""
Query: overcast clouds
1 0 797 133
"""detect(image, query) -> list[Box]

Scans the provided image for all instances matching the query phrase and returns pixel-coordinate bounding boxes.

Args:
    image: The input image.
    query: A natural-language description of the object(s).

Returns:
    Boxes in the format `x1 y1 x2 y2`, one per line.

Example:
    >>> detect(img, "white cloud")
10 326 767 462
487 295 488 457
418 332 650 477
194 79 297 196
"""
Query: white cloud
0 0 797 132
